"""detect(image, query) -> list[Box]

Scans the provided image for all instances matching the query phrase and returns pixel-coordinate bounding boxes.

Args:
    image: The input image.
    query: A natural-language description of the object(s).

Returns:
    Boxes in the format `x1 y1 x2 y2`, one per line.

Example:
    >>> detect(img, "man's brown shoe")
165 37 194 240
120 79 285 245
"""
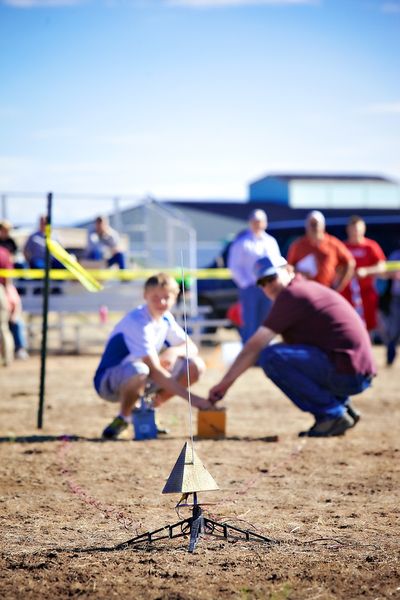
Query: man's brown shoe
299 413 355 437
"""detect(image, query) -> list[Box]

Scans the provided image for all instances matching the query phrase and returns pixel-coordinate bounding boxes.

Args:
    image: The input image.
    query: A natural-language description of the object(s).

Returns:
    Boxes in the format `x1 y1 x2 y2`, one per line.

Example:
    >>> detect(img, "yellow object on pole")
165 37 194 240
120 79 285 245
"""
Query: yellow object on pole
46 239 103 292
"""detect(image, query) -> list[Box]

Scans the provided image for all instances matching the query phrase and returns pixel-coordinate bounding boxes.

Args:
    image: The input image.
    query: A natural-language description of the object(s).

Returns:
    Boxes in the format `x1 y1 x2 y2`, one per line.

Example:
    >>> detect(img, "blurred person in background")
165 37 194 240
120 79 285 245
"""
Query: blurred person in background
0 220 26 269
383 245 400 366
0 247 15 365
287 210 355 293
1 222 29 358
0 246 28 361
228 209 282 343
341 215 386 333
85 216 126 269
23 215 63 270
0 220 18 257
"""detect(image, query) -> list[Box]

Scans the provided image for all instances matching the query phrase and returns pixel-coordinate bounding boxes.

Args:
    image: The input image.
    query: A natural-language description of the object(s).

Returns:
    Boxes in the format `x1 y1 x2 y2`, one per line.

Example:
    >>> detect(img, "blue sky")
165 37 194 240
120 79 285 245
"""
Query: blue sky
0 0 399 225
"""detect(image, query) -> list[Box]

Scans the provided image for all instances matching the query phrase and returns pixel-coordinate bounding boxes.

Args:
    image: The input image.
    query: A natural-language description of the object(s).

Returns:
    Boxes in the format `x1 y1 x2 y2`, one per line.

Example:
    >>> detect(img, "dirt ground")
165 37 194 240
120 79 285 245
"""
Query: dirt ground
0 343 399 600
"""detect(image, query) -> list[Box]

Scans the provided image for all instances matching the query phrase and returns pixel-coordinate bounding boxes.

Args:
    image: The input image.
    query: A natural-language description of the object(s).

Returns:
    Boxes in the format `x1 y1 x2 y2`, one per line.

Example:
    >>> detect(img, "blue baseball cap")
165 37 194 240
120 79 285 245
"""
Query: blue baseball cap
254 255 287 283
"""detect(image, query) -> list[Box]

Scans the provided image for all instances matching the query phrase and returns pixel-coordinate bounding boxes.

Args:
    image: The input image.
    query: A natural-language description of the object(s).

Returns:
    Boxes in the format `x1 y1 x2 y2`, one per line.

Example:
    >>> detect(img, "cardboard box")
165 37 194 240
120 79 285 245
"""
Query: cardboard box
197 409 226 439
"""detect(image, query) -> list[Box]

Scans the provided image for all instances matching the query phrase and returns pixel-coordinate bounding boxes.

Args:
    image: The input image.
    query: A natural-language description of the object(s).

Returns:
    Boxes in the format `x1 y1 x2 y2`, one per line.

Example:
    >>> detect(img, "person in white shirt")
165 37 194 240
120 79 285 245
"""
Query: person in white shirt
95 272 211 439
228 209 282 342
85 216 126 269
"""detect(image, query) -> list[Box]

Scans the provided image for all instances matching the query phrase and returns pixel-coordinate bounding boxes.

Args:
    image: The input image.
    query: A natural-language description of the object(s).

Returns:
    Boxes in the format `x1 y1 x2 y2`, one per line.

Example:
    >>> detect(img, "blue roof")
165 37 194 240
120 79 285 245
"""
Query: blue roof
250 173 396 186
168 200 400 227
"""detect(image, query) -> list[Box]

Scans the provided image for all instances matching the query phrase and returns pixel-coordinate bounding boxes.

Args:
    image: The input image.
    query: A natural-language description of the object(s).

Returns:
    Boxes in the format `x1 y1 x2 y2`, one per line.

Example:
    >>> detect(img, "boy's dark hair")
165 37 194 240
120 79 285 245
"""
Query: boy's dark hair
144 272 179 295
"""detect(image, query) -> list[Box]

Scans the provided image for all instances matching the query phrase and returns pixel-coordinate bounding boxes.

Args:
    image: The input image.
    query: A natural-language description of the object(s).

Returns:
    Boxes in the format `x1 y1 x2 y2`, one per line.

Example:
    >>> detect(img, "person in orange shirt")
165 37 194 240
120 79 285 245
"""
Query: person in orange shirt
287 210 355 292
341 215 386 331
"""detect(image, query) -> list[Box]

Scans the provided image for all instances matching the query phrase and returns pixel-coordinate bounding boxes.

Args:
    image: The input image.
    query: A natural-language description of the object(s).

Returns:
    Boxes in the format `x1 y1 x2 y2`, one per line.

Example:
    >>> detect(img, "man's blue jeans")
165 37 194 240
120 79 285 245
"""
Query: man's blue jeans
258 343 372 419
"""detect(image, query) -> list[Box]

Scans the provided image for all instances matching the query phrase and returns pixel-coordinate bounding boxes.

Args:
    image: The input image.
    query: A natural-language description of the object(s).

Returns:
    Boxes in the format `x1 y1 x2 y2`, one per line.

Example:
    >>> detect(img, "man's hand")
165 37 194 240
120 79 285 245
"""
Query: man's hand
208 382 229 405
190 393 214 411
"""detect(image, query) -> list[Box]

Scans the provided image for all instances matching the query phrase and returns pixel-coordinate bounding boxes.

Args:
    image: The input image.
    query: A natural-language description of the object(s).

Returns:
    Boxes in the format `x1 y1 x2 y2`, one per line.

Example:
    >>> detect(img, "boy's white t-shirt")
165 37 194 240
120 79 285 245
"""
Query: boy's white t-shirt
94 304 186 390
115 304 185 361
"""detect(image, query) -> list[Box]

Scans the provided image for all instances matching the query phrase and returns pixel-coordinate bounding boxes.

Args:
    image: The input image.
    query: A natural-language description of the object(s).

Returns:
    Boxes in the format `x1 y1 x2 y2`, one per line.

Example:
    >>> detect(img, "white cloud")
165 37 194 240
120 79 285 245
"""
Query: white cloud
165 0 318 7
381 2 400 13
363 102 400 114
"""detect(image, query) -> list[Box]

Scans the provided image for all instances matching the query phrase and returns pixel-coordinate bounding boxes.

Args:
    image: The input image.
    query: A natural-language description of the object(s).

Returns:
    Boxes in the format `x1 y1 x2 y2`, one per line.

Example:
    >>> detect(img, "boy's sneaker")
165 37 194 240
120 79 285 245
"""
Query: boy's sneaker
156 424 169 435
299 413 355 438
345 400 361 426
102 416 129 440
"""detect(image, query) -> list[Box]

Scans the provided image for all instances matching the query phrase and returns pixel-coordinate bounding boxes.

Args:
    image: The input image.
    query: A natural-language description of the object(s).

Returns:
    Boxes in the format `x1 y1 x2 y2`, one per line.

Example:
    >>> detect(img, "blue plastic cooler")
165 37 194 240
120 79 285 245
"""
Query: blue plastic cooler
132 397 158 440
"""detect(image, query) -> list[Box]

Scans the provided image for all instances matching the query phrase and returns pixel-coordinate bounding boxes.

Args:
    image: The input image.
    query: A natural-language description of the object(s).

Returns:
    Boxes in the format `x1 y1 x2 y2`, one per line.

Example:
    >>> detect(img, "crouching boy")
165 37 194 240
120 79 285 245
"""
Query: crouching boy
94 272 211 439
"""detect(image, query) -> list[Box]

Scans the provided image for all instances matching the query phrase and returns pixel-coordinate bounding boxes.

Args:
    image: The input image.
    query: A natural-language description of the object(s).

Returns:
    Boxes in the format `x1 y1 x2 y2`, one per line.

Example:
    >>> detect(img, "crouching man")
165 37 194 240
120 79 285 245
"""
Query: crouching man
209 256 376 437
95 272 211 439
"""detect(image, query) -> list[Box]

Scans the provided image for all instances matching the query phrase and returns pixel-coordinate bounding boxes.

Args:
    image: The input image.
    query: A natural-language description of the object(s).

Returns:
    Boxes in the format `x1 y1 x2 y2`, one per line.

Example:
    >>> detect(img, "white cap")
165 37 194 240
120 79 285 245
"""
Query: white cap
306 210 325 226
248 209 267 222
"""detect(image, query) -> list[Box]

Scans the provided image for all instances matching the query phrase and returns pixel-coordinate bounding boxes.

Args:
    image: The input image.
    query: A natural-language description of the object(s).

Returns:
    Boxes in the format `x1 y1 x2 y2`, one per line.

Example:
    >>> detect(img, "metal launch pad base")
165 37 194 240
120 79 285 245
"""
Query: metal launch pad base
116 493 276 553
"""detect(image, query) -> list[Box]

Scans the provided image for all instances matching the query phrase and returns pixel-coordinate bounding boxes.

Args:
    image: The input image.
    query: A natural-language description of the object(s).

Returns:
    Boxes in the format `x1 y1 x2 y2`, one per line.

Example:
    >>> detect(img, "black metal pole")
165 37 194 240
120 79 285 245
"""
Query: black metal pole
37 193 52 429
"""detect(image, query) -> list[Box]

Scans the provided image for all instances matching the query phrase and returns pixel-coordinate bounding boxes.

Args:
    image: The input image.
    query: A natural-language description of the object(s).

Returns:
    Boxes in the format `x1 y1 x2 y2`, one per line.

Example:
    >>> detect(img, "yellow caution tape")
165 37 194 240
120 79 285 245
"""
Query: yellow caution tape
0 267 233 281
1 261 400 281
2 261 400 282
384 261 400 271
